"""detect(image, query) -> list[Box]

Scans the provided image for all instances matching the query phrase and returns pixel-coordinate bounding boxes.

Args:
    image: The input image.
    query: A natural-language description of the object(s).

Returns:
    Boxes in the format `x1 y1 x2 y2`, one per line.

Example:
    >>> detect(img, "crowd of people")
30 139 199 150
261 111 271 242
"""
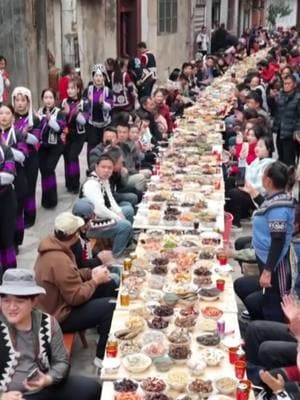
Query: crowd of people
1 24 300 400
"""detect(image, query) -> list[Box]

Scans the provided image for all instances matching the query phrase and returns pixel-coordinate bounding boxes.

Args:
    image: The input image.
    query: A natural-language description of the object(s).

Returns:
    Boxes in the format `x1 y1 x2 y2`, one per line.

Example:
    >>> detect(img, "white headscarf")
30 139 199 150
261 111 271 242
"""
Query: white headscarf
11 86 33 127
92 63 108 81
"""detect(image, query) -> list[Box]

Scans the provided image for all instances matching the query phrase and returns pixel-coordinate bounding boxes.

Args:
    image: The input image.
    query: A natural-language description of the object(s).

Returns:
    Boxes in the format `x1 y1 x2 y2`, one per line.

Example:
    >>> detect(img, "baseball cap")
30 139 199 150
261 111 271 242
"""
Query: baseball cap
54 212 85 235
72 199 95 220
0 269 46 296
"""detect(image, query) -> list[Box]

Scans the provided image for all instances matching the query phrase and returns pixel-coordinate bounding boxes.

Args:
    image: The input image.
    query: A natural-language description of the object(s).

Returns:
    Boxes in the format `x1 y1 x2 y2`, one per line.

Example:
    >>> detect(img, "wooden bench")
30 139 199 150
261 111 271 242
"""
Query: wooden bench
63 331 88 355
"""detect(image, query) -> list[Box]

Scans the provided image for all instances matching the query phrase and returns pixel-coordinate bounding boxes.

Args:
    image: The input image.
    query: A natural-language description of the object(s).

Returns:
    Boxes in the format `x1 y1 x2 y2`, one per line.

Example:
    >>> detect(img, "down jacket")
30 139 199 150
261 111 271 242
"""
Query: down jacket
273 89 300 140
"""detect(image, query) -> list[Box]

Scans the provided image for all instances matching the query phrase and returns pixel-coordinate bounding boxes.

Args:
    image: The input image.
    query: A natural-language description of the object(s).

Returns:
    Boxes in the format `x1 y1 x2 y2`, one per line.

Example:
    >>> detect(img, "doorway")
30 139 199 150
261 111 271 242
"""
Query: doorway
117 0 141 58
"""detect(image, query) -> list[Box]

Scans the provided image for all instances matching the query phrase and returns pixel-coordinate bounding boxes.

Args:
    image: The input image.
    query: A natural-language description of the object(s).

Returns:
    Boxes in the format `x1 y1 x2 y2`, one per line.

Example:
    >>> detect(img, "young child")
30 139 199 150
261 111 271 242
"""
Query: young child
129 124 152 178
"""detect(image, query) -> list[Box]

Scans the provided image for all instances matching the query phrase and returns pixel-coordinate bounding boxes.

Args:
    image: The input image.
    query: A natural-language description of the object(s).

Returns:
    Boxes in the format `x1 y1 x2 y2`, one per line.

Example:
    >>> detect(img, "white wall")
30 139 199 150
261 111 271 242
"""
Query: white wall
76 0 117 85
146 0 192 82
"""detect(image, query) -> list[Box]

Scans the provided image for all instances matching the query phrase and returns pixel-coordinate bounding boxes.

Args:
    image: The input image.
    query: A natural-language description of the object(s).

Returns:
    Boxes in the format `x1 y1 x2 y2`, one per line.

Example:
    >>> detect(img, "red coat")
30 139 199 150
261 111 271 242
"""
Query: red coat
157 103 173 133
58 76 70 101
261 63 279 83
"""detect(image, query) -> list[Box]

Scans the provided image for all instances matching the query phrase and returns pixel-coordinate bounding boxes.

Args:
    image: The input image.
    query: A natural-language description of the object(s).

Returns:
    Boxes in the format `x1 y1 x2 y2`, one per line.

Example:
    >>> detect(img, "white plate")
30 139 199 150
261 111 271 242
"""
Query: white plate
221 336 241 349
199 295 220 302
141 289 163 303
210 395 232 400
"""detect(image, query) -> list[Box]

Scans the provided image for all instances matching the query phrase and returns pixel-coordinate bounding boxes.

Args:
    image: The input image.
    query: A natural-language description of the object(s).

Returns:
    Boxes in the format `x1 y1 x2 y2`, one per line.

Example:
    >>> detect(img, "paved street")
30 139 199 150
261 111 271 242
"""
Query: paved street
18 145 101 377
18 147 88 271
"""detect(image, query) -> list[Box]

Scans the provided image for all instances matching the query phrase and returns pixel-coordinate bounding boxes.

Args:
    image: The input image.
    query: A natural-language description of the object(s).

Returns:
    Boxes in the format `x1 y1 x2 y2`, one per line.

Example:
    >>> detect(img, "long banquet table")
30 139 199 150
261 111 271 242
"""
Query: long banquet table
99 54 263 400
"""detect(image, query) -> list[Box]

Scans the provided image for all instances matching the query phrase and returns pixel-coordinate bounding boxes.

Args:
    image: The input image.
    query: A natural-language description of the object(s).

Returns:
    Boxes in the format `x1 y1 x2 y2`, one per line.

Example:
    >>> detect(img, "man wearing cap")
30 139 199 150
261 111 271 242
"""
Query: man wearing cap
71 198 115 269
0 269 100 400
34 212 116 365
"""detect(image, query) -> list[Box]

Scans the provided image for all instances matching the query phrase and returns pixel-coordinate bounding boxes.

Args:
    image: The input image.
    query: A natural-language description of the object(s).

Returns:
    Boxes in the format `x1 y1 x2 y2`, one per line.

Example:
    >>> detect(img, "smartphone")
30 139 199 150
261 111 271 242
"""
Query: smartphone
27 368 39 382
236 167 246 187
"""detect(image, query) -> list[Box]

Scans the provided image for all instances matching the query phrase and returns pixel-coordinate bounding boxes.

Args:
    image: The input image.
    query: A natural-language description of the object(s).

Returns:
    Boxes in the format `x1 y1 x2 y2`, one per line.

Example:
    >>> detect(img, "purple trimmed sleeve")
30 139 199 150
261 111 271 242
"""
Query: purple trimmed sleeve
16 141 29 157
3 160 16 175
2 146 16 175
56 111 67 132
103 87 113 110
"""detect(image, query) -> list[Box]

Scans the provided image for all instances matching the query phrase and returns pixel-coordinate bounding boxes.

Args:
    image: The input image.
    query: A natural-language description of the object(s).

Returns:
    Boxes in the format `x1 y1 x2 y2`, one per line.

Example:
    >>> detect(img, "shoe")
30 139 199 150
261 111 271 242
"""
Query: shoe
231 224 243 232
93 357 103 369
241 310 251 320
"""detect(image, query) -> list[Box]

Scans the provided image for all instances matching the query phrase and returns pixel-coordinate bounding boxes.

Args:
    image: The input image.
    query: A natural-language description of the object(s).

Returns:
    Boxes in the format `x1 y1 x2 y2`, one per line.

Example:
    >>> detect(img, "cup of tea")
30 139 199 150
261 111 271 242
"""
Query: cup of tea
228 346 239 364
217 250 228 266
120 288 130 306
235 360 246 379
216 279 225 291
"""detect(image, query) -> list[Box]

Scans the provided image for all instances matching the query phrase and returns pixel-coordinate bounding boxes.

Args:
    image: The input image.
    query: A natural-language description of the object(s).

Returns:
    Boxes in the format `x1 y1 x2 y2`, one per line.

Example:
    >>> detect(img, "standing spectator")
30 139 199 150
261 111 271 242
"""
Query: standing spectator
0 105 38 252
61 77 89 194
234 162 295 322
37 89 66 209
12 86 41 228
137 42 157 96
211 23 228 53
105 57 115 88
0 55 10 104
111 58 139 114
196 26 210 56
58 63 75 102
273 75 300 166
0 142 17 275
84 64 113 156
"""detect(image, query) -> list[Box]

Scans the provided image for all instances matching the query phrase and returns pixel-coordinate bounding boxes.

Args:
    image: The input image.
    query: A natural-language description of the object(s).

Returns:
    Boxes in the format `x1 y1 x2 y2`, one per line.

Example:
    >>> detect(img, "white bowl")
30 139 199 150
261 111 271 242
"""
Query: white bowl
167 369 189 392
200 348 224 366
215 377 238 395
102 358 120 374
187 359 207 376
122 353 152 373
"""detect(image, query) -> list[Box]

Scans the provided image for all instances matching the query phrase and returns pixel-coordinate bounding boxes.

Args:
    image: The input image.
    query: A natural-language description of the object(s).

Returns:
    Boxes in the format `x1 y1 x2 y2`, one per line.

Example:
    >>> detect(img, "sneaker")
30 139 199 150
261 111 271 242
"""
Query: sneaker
231 224 243 232
241 310 251 320
93 357 103 369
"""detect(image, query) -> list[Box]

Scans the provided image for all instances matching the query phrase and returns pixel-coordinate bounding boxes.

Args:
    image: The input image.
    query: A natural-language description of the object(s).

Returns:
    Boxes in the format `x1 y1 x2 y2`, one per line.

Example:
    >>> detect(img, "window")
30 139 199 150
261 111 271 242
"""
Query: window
158 0 178 34
196 0 206 6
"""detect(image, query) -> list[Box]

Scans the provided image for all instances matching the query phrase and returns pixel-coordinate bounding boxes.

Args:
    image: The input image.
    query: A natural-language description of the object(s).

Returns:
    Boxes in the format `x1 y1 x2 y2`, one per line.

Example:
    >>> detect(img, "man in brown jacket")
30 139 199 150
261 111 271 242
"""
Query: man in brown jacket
34 212 116 366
